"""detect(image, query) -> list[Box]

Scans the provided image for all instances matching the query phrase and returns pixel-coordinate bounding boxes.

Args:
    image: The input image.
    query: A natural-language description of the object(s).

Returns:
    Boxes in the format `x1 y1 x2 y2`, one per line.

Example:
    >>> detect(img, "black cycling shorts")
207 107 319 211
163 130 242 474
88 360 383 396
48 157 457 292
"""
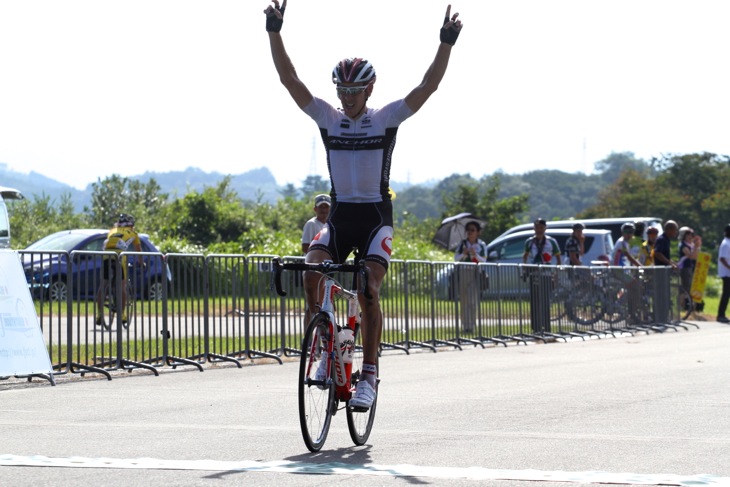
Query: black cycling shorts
308 200 394 270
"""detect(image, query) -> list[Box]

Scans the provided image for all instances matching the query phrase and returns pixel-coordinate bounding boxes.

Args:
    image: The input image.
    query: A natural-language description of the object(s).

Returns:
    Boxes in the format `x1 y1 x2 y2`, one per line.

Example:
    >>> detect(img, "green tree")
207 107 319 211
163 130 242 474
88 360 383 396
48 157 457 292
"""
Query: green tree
86 174 168 230
9 193 88 248
300 175 330 199
160 177 248 248
581 152 730 249
278 183 298 199
439 173 529 243
595 151 653 183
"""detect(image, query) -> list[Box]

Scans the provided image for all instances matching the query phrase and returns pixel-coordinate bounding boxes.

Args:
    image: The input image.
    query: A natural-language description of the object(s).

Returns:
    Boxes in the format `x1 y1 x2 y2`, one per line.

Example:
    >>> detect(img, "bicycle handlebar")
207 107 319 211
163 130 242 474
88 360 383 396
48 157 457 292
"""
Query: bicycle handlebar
272 258 371 300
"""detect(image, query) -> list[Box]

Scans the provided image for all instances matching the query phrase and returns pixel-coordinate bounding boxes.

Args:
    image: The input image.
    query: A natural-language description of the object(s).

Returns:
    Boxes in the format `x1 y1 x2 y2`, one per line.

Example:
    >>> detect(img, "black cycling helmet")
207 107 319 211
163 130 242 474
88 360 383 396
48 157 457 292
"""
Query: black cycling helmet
116 213 135 227
572 222 585 231
621 222 635 234
332 58 376 85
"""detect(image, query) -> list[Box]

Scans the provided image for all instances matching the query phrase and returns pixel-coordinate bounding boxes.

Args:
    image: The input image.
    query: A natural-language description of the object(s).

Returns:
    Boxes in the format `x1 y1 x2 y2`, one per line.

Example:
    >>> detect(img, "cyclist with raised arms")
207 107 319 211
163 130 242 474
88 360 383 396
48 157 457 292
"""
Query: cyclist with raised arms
264 0 463 409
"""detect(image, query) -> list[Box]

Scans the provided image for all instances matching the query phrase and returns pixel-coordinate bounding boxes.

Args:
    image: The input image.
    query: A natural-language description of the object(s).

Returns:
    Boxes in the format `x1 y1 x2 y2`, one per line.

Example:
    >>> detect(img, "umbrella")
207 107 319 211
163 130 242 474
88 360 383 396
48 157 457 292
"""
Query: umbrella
432 212 487 251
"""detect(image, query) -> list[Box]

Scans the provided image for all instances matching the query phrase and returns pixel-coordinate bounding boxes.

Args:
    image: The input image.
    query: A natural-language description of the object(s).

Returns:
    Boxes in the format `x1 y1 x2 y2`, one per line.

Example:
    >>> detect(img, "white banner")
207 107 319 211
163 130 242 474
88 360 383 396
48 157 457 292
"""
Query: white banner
0 250 53 377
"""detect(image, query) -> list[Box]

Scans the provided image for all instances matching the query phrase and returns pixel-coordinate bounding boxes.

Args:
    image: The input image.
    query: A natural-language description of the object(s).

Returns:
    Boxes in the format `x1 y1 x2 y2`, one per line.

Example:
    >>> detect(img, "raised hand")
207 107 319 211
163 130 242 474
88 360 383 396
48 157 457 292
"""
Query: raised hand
264 0 287 33
439 4 463 46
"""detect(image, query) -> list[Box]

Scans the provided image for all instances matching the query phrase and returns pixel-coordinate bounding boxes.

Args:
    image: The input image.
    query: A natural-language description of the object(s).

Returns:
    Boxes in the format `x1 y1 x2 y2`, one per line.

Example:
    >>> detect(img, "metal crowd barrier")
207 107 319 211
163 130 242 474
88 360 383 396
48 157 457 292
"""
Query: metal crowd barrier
14 251 695 382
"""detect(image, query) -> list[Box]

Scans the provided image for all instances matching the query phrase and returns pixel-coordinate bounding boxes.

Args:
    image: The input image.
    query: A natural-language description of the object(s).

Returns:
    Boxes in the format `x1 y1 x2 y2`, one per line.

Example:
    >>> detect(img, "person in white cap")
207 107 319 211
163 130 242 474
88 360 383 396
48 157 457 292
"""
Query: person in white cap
301 193 331 254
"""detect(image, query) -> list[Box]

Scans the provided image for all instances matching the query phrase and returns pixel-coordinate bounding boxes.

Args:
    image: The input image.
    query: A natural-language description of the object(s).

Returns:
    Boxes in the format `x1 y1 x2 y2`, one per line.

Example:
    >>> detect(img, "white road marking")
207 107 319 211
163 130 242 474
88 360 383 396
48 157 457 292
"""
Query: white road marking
0 454 728 485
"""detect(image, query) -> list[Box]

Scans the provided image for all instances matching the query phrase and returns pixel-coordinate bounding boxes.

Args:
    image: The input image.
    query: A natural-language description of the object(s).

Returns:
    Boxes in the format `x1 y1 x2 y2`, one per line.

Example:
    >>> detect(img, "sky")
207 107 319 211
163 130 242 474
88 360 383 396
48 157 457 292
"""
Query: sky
1 1 729 191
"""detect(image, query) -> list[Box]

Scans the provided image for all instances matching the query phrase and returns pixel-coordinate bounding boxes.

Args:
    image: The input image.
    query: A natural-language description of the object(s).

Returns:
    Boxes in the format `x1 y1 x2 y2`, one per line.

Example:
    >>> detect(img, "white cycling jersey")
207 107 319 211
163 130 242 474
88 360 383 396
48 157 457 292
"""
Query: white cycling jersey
302 97 414 203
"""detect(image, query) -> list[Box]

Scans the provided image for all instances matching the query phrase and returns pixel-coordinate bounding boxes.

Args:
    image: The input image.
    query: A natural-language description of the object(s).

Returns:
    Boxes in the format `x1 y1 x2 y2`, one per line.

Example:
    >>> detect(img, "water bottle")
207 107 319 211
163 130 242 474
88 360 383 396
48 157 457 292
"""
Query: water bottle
339 327 354 364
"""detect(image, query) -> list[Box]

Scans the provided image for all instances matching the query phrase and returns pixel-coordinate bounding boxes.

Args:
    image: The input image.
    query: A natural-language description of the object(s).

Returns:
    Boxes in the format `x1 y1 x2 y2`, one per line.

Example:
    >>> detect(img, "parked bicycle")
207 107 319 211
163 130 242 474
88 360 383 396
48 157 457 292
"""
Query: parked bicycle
550 268 601 326
273 258 377 452
552 264 656 328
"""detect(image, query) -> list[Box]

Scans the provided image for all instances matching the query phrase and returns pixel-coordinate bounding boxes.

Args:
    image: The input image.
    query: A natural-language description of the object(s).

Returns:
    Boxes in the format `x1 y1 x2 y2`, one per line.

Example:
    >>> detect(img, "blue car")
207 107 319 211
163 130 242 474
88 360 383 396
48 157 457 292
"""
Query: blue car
21 229 171 302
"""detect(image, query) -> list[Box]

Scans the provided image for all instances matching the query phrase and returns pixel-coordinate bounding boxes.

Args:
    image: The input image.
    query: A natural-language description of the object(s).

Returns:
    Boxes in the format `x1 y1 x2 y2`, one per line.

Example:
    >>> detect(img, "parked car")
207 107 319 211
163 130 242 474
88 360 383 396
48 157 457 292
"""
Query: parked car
487 228 614 265
495 217 662 244
435 228 614 300
21 229 171 302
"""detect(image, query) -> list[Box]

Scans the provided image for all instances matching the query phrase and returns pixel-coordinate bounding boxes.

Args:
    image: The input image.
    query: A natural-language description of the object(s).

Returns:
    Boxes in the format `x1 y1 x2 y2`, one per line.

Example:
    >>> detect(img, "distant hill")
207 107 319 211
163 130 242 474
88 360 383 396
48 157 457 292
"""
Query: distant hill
0 163 283 211
135 166 280 202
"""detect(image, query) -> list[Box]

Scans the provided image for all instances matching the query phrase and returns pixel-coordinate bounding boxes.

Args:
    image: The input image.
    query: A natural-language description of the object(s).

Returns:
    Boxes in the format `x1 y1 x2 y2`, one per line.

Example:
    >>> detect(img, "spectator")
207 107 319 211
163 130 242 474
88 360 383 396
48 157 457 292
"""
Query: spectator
639 226 659 266
564 222 585 266
301 194 331 254
610 222 642 323
630 221 646 254
652 220 679 324
677 226 702 295
522 218 561 333
453 221 488 333
612 222 642 267
95 214 143 328
717 223 730 324
652 220 679 268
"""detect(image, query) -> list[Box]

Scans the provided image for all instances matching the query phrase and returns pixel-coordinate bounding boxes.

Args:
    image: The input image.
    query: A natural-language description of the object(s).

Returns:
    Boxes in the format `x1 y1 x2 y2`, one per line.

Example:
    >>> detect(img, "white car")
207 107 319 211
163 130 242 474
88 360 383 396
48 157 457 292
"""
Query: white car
494 217 661 244
487 228 614 265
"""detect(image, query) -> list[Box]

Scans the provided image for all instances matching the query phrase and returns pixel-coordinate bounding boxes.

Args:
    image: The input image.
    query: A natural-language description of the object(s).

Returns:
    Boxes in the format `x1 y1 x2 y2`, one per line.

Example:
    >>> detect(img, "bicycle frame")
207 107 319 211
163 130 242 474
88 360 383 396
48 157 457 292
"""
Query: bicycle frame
312 275 359 395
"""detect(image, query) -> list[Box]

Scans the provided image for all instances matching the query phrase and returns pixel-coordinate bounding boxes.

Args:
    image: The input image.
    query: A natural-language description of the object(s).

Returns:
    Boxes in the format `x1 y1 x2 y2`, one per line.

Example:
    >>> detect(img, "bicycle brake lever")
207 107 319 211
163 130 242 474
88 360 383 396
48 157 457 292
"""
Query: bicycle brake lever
272 258 287 296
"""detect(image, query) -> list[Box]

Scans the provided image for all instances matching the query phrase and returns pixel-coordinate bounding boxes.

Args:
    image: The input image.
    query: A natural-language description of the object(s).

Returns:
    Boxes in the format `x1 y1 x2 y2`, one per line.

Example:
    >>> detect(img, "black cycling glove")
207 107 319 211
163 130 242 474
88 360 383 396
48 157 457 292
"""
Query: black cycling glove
265 2 286 33
439 15 460 46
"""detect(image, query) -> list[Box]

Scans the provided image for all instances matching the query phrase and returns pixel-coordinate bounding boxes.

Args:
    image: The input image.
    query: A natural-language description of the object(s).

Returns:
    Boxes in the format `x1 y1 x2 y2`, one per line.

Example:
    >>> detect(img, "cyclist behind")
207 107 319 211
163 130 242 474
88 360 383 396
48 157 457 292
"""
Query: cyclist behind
264 0 463 409
639 226 659 266
94 213 144 327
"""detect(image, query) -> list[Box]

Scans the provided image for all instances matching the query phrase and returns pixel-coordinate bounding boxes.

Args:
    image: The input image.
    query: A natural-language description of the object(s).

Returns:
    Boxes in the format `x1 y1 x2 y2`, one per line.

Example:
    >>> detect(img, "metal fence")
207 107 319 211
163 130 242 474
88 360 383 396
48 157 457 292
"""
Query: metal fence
12 251 697 382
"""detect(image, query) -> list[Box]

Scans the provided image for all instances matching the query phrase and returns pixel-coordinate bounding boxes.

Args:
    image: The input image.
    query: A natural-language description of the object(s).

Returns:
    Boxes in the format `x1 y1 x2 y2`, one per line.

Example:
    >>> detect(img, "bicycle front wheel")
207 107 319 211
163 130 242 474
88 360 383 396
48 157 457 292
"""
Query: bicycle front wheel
299 314 336 452
346 325 378 446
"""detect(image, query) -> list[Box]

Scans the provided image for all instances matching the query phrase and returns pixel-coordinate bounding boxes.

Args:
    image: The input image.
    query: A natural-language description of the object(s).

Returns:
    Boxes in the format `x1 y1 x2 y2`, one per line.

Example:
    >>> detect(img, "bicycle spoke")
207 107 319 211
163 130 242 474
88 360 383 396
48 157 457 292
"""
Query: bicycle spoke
347 324 377 445
299 315 335 452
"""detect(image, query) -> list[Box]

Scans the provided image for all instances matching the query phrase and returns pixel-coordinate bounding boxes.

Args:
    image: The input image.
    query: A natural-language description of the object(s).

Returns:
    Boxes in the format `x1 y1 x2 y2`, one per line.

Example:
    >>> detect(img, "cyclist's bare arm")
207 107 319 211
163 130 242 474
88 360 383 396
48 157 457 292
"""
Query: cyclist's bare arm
405 5 463 113
265 0 314 109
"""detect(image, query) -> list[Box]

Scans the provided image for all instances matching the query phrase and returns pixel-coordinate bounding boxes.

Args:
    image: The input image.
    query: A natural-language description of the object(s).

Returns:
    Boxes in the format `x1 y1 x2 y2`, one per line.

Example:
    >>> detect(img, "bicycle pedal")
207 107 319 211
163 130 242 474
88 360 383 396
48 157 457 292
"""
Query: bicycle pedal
348 405 370 413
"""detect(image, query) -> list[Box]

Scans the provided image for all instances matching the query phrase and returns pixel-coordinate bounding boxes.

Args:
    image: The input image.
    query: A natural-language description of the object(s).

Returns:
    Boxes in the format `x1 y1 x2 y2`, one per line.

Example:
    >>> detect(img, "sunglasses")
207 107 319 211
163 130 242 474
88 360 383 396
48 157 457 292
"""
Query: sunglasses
336 85 369 96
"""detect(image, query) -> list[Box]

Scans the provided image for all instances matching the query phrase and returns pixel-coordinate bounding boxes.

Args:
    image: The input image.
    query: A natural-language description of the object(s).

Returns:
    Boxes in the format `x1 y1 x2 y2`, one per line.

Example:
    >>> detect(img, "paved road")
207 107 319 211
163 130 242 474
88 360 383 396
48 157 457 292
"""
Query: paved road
2 321 729 486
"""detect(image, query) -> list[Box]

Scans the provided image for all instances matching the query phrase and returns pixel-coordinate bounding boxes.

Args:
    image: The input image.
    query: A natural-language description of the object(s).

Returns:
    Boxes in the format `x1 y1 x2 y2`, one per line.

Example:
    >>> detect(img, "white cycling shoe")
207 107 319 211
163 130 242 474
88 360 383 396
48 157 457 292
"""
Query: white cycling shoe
349 380 376 409
314 357 329 388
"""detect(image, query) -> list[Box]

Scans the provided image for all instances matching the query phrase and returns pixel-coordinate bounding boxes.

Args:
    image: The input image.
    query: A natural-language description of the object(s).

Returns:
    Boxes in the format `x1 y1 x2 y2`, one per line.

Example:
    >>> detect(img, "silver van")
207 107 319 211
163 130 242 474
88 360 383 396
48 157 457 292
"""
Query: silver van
495 217 662 244
0 186 24 249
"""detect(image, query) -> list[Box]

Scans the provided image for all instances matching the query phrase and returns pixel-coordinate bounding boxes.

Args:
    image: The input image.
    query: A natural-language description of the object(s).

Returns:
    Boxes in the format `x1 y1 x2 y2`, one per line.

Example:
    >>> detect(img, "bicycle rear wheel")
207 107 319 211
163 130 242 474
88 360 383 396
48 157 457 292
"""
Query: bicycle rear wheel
346 324 378 446
299 314 336 452
107 279 134 329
